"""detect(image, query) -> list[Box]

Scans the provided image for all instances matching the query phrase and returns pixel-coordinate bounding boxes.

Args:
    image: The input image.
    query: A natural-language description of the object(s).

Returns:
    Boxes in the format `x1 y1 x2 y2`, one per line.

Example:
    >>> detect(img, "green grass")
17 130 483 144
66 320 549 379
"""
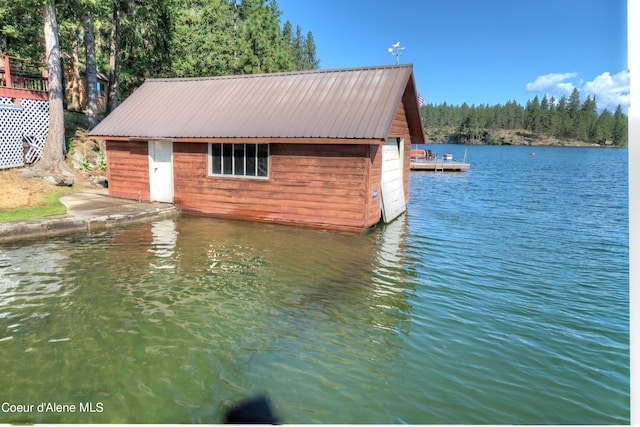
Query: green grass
0 188 77 221
0 111 97 222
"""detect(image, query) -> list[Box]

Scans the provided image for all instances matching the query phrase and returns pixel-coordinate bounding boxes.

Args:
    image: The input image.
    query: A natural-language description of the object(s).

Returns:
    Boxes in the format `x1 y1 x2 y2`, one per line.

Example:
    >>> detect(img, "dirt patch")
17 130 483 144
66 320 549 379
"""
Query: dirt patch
0 133 106 212
0 169 57 211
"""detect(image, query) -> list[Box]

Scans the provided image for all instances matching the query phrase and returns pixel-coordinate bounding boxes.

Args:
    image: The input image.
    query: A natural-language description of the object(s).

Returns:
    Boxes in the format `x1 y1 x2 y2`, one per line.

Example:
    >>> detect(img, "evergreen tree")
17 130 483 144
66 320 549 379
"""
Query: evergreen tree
117 0 175 96
556 95 569 138
419 94 627 146
548 96 561 136
281 20 293 62
457 104 484 143
0 0 43 60
540 95 551 134
579 95 598 142
525 95 541 133
302 31 319 70
172 0 237 77
594 109 613 144
612 105 628 146
291 24 304 70
567 87 581 137
237 0 290 73
1 0 319 97
504 100 518 129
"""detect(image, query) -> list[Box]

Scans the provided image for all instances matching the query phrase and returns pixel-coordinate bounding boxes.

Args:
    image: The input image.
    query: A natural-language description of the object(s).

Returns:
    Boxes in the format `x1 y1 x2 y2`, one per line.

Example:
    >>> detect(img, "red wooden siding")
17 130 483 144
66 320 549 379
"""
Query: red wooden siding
105 140 150 201
173 142 382 230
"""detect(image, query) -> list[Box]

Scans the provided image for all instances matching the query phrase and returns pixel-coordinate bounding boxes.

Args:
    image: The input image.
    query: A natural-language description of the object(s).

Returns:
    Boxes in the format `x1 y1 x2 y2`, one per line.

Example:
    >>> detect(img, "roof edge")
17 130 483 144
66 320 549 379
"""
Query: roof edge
144 64 414 84
405 72 427 144
377 66 414 139
89 135 387 144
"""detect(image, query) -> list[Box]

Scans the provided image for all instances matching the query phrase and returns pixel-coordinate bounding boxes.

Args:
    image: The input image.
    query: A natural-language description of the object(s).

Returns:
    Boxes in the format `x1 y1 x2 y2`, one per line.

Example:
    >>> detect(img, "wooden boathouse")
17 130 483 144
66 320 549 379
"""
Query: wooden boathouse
89 64 425 231
0 55 49 169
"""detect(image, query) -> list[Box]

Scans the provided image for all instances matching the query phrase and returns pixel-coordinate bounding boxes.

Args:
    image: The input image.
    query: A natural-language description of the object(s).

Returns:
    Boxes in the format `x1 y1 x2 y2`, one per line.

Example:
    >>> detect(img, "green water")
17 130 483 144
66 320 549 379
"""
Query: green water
0 145 629 424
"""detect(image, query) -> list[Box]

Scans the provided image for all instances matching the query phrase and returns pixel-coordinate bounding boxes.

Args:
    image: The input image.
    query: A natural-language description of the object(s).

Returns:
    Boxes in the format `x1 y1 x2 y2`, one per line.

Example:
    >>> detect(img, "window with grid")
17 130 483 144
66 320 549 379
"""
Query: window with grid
209 143 269 178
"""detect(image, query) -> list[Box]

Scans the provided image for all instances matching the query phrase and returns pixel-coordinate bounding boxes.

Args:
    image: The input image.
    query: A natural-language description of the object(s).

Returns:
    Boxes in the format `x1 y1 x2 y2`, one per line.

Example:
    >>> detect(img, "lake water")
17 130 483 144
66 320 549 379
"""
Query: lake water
0 144 629 424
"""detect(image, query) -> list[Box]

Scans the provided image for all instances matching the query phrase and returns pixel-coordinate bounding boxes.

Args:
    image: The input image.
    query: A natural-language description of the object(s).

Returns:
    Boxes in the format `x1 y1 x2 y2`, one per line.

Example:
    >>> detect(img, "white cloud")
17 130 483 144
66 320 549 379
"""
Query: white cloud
525 72 578 94
525 70 630 111
583 70 630 111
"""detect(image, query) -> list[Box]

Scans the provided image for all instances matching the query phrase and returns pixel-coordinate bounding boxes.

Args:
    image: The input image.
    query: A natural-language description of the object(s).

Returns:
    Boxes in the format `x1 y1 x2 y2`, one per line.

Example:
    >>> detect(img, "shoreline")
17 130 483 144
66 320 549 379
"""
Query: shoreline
423 141 621 147
423 129 625 148
0 191 179 244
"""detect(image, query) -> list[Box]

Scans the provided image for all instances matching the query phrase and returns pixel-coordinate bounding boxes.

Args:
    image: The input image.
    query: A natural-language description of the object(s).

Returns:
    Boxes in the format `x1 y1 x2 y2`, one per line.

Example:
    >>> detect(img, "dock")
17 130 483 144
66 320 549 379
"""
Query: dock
410 160 470 172
409 148 470 172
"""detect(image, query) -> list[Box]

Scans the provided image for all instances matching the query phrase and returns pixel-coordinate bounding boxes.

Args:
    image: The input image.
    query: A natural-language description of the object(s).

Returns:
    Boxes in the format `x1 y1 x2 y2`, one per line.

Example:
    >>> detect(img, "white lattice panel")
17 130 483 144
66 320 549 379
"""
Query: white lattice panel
0 97 24 169
0 96 49 169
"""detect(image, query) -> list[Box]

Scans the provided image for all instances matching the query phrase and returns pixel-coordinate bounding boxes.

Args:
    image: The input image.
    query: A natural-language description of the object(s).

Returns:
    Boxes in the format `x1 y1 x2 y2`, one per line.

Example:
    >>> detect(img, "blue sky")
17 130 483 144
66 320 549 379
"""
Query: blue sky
277 0 629 112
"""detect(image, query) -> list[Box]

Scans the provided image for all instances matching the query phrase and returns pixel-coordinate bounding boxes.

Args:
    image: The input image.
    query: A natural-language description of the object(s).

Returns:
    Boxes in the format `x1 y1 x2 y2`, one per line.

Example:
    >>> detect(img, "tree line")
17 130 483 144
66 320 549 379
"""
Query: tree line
1 0 319 117
0 0 318 171
422 88 628 146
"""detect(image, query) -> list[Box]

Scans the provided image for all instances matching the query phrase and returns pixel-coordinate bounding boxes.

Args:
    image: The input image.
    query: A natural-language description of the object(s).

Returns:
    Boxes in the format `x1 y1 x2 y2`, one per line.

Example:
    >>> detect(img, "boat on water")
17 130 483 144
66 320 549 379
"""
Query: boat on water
410 149 436 160
410 148 426 159
443 153 453 160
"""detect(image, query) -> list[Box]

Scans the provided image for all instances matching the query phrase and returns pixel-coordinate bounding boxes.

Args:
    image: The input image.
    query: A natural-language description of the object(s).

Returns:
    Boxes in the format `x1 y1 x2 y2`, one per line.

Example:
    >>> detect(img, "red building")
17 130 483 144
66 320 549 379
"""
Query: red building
89 65 425 231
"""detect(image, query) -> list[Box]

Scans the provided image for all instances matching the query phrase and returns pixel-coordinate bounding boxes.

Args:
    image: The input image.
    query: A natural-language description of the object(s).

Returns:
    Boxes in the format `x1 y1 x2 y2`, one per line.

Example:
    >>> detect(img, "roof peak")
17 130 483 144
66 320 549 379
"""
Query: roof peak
146 64 413 83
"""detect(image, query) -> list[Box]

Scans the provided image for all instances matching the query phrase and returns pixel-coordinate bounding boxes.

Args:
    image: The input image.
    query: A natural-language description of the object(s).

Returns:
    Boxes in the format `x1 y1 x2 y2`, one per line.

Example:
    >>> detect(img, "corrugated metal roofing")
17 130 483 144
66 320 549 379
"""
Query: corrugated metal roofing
89 64 419 140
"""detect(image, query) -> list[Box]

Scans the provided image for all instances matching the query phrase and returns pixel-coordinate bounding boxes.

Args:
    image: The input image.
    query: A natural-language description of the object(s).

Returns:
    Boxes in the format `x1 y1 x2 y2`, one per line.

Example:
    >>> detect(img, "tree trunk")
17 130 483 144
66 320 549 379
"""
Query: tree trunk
232 0 239 74
36 2 68 174
71 24 81 111
106 1 122 113
83 11 98 128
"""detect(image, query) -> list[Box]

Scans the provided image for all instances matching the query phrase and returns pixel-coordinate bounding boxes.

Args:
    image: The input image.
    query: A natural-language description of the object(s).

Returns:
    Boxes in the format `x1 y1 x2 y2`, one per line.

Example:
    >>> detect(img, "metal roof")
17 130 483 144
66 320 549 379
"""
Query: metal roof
89 64 421 140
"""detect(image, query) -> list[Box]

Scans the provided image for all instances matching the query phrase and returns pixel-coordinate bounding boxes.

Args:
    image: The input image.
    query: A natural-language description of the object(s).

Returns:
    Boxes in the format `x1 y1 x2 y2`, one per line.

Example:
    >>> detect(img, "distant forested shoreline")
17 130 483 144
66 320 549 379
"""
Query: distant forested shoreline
421 88 628 147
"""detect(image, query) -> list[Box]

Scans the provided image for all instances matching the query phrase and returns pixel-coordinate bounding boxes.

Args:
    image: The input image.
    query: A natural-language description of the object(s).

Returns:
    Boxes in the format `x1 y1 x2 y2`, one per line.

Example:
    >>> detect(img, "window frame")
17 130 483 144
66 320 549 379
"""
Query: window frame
208 143 270 179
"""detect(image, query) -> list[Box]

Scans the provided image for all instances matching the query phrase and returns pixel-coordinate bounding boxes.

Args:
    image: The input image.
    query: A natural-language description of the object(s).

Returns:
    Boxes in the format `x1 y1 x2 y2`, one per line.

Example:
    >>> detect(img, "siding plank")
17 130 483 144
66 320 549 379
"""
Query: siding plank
173 142 371 229
106 140 150 201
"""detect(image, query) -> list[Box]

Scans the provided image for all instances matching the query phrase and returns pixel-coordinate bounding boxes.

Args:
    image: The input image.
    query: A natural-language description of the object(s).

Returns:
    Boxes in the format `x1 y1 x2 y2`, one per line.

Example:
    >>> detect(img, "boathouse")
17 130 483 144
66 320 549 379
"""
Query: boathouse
89 64 425 231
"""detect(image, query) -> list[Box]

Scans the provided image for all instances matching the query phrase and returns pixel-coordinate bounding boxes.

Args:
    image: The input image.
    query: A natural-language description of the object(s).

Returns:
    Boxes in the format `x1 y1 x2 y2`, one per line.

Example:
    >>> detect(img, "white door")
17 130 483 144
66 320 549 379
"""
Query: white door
380 138 406 223
148 140 174 203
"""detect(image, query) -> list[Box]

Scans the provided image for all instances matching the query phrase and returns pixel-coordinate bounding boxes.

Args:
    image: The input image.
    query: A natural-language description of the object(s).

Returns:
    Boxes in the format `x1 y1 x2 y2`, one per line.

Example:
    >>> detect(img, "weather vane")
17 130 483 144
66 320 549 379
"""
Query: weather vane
388 42 404 64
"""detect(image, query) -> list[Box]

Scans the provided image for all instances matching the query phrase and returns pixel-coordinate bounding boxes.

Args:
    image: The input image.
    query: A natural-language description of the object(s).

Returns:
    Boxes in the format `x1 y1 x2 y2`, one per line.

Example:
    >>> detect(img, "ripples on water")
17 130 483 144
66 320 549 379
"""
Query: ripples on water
407 145 628 423
0 145 629 424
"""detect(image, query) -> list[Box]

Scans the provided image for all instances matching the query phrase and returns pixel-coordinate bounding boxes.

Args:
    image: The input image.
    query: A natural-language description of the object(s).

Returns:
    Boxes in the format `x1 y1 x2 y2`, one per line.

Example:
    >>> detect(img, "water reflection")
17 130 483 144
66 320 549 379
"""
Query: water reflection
0 215 417 423
149 219 178 269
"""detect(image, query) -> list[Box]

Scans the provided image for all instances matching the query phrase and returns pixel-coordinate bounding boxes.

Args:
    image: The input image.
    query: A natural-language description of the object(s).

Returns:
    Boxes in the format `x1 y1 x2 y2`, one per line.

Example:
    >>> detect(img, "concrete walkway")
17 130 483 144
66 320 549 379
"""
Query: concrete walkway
0 189 179 244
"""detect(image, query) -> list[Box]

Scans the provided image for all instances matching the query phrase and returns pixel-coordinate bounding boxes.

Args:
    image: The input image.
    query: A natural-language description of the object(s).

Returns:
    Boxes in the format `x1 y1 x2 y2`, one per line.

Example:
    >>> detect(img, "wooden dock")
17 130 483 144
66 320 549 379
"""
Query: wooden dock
410 160 470 172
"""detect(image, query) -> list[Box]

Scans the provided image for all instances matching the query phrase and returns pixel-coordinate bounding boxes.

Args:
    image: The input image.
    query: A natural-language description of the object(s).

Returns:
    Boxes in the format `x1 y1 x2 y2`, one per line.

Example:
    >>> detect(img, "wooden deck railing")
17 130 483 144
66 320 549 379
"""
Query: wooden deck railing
0 55 48 92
